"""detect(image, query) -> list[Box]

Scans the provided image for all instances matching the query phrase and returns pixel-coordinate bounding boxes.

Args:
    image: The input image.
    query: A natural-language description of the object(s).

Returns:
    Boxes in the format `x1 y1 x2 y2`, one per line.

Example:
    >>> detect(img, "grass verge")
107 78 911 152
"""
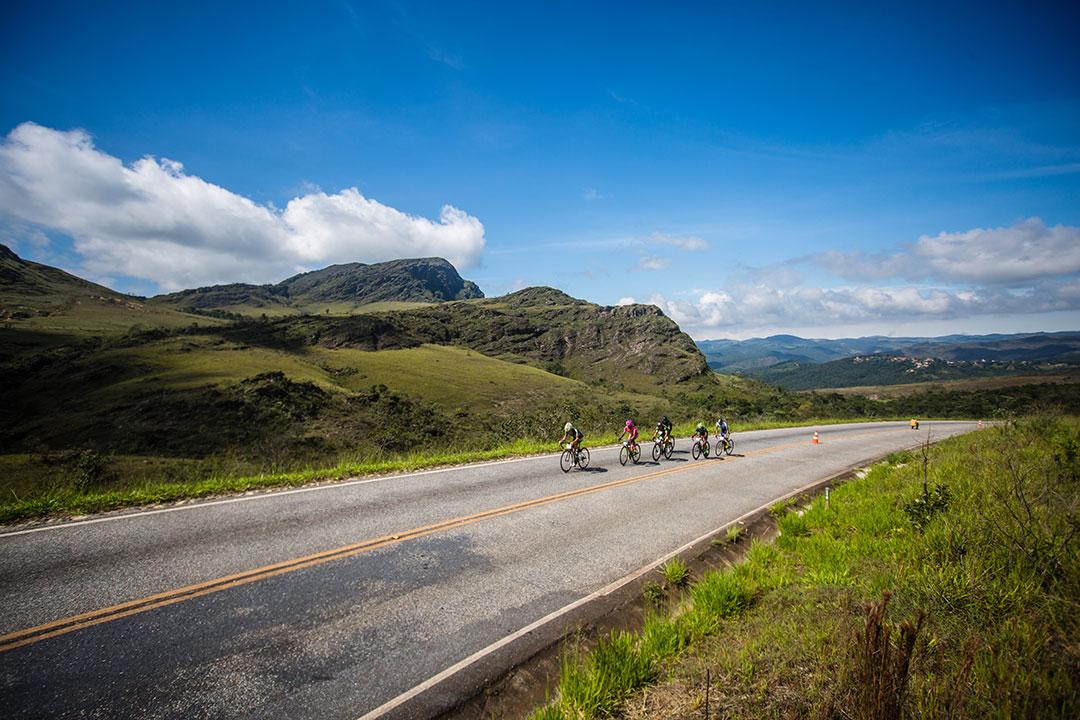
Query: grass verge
528 412 1080 718
0 438 553 525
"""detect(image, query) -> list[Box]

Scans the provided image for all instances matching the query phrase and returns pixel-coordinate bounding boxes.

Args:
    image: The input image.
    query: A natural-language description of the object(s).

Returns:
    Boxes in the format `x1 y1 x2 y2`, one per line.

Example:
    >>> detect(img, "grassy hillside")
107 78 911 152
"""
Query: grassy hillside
528 414 1080 719
0 244 223 358
819 369 1080 397
747 354 1069 391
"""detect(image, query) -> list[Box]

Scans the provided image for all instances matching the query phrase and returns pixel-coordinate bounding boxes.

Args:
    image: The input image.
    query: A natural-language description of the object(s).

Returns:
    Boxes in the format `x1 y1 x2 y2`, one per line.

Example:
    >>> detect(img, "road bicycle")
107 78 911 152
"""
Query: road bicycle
651 435 674 461
691 436 710 459
717 434 734 455
560 444 590 472
619 439 641 465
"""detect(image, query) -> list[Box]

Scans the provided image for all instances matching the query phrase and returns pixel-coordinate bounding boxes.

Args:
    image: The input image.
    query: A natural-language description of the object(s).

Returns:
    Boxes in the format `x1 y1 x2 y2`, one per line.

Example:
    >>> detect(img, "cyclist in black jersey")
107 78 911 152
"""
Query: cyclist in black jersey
560 422 583 453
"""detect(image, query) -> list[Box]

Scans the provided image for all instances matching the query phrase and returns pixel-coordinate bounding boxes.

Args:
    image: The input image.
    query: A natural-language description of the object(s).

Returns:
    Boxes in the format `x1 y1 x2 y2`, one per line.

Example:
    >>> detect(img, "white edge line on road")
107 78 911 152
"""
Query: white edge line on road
0 452 557 539
0 422 964 539
355 469 846 720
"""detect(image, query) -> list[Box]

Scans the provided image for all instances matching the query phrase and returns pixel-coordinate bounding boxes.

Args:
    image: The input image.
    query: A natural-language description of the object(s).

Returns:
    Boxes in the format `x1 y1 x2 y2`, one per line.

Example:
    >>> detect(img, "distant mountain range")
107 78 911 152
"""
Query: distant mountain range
698 333 1080 371
697 332 1080 390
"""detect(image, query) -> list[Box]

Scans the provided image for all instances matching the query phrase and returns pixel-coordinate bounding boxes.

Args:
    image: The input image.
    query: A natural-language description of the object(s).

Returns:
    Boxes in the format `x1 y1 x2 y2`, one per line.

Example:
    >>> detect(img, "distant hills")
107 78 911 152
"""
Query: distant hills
0 244 720 467
698 332 1080 390
148 257 484 315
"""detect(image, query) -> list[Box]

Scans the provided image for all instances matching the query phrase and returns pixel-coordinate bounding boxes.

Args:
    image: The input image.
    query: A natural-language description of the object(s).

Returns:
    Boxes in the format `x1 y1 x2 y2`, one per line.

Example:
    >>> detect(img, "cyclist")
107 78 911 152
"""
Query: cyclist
655 415 673 442
715 416 730 443
560 422 583 454
618 419 639 451
693 421 709 448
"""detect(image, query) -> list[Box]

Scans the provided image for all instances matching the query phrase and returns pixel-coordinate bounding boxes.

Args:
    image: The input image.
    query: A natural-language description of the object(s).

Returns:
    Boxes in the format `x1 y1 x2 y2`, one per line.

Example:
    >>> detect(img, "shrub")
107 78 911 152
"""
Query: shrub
903 483 952 533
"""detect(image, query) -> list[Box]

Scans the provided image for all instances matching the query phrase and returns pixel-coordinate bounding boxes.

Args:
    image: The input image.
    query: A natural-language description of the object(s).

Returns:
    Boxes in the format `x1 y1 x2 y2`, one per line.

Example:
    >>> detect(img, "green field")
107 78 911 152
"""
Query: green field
817 369 1080 397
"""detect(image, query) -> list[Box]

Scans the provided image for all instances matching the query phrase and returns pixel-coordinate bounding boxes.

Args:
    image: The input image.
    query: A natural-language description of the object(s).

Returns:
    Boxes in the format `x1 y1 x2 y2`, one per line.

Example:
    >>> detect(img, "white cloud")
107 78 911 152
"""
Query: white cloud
815 218 1080 286
913 218 1080 284
647 232 709 250
0 123 486 292
648 278 1080 340
614 296 636 306
629 255 670 272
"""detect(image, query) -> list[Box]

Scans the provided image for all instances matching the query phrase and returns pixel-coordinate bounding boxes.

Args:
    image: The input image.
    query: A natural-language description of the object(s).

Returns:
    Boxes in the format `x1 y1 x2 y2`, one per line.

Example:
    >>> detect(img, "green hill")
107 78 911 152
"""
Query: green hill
0 244 223 360
147 256 484 316
1 248 729 507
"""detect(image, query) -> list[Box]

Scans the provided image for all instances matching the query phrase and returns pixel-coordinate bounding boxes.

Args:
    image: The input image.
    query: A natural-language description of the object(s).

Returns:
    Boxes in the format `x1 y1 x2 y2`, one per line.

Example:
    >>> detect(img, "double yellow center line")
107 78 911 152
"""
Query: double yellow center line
2 427 912 653
0 458 706 652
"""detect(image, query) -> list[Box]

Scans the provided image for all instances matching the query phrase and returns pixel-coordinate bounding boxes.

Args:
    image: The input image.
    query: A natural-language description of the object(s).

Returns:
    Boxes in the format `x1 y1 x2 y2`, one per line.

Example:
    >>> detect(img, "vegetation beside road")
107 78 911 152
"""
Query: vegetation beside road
529 413 1080 719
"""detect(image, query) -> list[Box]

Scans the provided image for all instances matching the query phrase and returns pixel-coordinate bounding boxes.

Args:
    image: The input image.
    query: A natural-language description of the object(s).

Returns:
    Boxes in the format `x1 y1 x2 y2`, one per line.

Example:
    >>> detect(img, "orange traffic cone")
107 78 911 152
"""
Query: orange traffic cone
978 420 982 427
812 431 819 444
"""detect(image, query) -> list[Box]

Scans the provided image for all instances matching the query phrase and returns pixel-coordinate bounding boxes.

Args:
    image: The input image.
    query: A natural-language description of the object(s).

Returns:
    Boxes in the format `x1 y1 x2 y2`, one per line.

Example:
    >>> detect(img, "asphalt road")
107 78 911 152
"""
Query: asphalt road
0 421 981 719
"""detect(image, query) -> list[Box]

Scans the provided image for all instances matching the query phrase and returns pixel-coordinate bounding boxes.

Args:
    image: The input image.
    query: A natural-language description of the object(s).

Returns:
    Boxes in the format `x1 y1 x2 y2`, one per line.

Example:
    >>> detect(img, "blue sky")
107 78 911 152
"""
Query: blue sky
2 0 1078 339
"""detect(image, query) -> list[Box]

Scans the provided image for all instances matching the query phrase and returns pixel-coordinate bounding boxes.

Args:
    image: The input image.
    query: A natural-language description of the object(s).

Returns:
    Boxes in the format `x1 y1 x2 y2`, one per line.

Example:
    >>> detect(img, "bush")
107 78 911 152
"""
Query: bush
903 483 952 533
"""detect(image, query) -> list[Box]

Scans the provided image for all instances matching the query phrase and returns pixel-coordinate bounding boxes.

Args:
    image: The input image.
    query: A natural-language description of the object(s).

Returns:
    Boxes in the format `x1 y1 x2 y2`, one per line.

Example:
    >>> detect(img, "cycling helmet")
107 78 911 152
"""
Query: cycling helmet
564 422 572 432
716 417 724 426
697 422 705 429
662 415 668 422
625 419 633 428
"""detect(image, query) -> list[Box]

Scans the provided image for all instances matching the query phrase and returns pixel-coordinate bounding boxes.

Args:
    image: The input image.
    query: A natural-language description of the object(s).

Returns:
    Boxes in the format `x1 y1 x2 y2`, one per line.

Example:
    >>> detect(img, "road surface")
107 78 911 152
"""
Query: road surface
0 421 980 719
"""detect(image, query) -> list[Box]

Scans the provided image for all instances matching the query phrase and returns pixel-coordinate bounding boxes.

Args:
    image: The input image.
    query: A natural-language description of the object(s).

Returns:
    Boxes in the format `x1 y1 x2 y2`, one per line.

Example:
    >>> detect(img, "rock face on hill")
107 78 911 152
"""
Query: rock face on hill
227 286 710 389
149 257 483 312
280 258 483 304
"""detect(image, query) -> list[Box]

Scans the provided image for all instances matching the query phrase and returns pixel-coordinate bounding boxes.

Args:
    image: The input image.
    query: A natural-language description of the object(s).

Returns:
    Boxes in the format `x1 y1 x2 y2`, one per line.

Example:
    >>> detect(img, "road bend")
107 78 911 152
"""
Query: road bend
0 421 980 719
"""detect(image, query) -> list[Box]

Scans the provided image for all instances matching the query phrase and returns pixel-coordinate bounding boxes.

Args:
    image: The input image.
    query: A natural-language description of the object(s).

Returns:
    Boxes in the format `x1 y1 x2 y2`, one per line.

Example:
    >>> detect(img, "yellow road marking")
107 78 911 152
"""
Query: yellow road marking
1 426 911 652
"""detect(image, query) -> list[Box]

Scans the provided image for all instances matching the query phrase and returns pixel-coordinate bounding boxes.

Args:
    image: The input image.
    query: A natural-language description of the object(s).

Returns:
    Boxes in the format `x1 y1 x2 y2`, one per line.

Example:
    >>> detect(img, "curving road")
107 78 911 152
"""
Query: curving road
0 421 980 719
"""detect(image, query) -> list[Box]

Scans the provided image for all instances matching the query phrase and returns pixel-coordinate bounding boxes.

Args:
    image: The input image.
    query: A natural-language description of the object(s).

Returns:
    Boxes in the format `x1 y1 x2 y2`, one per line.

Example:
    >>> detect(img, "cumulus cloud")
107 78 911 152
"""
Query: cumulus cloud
815 218 1080 286
648 278 1080 339
629 254 670 272
647 232 709 250
0 122 485 291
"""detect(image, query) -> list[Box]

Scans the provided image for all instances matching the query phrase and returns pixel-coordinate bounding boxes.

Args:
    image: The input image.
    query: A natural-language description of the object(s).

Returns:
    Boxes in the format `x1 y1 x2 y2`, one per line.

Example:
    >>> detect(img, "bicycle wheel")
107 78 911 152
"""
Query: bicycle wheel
703 440 710 457
560 449 574 472
619 445 629 466
723 438 734 455
692 441 702 459
630 444 641 463
652 443 661 461
578 447 590 469
663 438 674 459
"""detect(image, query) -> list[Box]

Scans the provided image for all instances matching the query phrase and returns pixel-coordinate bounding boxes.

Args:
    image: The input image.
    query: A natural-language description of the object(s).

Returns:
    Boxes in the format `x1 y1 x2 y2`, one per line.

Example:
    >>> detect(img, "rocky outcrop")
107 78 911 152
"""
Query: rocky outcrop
149 257 483 311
